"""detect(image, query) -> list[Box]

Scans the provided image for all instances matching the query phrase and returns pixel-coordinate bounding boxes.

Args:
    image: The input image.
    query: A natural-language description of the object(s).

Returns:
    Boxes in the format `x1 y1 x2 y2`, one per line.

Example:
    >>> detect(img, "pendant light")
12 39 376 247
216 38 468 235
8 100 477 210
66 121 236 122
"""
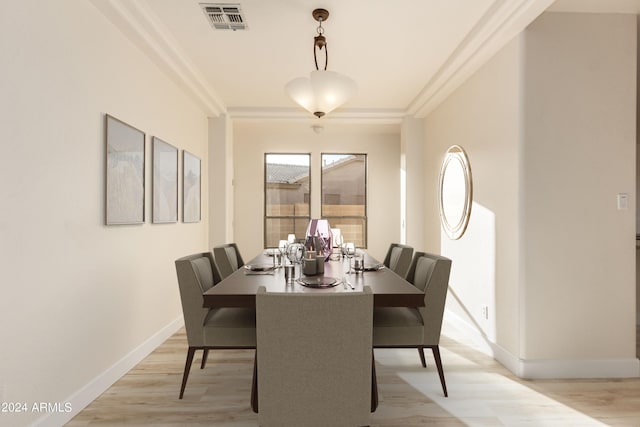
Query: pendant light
285 8 357 118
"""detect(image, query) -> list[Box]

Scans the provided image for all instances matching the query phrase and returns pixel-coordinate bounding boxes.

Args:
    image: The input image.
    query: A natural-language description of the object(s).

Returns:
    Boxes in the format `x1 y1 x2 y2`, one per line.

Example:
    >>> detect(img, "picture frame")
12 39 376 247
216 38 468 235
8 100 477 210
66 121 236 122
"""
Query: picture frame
152 137 178 223
183 150 201 223
105 114 145 225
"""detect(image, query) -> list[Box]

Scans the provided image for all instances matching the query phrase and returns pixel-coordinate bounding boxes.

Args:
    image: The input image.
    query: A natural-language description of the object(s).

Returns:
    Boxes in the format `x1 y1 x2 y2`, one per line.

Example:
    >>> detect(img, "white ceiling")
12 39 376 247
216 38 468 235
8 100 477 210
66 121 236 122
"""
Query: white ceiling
91 0 640 122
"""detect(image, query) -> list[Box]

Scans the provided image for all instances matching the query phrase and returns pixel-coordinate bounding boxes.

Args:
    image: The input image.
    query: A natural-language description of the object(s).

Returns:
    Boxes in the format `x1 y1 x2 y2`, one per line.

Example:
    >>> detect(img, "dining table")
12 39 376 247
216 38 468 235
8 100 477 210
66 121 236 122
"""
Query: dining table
202 251 424 309
203 249 424 414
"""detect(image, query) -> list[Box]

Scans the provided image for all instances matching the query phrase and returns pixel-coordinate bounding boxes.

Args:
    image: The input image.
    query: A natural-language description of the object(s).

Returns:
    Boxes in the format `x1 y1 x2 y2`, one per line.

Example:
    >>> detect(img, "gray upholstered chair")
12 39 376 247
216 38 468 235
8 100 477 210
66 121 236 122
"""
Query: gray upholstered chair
255 286 374 426
382 243 414 278
373 252 452 397
174 252 256 399
213 243 245 279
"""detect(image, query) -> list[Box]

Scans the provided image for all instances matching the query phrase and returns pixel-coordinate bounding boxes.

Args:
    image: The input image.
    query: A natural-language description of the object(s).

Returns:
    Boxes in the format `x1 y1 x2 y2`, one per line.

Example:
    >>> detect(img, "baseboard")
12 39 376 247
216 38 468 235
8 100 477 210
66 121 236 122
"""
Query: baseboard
444 309 640 379
31 316 184 427
516 357 640 379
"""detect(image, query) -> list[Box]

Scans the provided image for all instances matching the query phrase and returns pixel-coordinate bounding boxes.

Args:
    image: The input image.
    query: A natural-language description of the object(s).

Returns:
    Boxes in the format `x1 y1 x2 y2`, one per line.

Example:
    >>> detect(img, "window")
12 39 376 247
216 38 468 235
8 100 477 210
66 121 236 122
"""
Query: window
264 154 310 247
321 154 367 247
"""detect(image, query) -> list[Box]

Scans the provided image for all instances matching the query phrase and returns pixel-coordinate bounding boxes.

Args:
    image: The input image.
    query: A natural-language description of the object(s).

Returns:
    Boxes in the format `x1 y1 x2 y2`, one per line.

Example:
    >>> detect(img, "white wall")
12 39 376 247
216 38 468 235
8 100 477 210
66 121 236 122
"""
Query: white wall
521 12 637 372
401 118 426 249
233 121 401 261
0 1 209 425
209 114 234 246
423 37 523 355
424 11 639 378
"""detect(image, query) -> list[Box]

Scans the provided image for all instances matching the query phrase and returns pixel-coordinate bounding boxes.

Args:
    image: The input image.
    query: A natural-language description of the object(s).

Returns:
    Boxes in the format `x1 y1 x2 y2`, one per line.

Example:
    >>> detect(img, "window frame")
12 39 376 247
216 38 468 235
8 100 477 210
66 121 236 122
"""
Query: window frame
263 153 311 248
320 153 368 248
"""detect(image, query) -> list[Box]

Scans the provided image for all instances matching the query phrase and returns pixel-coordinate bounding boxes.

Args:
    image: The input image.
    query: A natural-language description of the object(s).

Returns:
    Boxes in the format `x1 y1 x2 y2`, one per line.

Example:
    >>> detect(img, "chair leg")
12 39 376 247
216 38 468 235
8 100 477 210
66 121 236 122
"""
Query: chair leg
431 345 448 397
251 352 258 413
418 346 427 368
201 349 209 369
179 347 197 399
371 351 378 413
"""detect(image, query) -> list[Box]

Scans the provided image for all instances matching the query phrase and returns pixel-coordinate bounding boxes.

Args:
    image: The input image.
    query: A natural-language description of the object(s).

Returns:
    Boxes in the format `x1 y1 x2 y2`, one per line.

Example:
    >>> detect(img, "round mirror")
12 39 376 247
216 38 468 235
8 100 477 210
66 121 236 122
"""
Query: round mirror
438 145 472 240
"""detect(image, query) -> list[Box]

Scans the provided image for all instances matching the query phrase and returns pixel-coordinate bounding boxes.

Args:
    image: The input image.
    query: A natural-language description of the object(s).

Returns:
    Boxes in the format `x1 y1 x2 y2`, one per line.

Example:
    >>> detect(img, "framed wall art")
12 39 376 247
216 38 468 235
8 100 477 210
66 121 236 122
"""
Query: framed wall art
105 114 145 225
152 137 178 223
183 150 201 223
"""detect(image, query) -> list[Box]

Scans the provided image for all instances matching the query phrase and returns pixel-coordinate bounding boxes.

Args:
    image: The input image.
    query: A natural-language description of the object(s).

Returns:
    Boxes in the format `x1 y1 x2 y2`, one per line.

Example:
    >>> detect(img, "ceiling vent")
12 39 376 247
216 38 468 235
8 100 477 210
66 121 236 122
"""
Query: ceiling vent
200 3 247 30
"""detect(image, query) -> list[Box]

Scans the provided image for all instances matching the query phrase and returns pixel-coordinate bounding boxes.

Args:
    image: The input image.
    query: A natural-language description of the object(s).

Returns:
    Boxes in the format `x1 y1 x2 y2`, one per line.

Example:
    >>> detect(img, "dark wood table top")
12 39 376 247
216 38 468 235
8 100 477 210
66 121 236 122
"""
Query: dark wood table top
203 252 424 308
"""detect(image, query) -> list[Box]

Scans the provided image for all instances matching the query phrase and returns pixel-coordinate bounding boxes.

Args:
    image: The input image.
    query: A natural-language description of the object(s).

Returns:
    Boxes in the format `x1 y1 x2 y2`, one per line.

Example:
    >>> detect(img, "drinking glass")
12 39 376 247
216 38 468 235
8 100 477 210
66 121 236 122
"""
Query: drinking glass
286 243 305 279
343 242 356 274
353 253 364 274
340 242 348 259
284 264 295 285
333 234 344 260
278 240 289 265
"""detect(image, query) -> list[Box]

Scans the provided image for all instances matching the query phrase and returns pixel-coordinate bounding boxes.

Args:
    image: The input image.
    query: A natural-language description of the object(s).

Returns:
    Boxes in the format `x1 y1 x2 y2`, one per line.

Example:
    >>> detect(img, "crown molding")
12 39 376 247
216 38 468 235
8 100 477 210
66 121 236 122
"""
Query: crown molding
407 0 555 118
227 107 406 125
89 0 226 117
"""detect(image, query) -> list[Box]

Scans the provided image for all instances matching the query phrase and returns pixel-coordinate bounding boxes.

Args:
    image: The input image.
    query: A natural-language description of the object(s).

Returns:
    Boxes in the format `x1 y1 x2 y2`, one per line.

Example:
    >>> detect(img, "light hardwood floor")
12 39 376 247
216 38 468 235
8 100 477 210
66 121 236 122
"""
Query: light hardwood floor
67 322 640 426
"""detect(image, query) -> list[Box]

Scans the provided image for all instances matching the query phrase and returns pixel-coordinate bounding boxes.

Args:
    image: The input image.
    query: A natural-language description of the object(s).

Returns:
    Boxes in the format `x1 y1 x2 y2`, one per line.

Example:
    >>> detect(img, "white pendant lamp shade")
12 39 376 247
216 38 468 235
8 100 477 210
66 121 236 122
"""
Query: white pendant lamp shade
285 70 357 118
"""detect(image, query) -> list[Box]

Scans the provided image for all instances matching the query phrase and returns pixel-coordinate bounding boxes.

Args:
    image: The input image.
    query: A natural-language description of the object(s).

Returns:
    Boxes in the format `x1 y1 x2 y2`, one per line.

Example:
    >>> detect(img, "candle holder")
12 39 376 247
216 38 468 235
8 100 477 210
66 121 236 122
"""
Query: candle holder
305 219 333 261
